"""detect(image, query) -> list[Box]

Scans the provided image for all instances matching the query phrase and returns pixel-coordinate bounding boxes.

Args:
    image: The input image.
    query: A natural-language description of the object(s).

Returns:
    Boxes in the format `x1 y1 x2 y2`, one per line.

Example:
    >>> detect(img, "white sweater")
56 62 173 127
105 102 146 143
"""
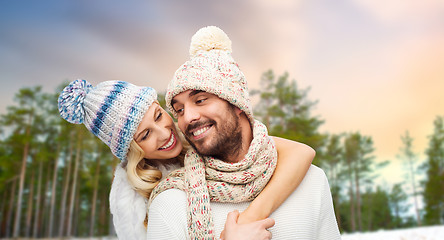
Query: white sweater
146 165 341 239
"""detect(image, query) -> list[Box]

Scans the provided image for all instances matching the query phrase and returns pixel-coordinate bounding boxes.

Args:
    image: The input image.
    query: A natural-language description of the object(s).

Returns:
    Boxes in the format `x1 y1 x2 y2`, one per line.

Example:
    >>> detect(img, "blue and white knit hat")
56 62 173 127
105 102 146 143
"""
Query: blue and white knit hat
166 26 254 124
58 79 157 161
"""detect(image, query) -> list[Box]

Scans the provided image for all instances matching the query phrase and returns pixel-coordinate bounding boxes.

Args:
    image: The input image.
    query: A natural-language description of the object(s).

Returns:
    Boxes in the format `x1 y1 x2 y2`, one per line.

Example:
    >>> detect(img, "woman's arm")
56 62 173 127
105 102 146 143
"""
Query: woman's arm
237 137 315 223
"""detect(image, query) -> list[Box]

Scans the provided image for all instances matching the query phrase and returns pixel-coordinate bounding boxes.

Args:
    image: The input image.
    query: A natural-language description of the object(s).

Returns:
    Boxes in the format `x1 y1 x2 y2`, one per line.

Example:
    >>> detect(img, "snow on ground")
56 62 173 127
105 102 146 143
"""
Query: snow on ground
341 225 444 240
2 225 443 239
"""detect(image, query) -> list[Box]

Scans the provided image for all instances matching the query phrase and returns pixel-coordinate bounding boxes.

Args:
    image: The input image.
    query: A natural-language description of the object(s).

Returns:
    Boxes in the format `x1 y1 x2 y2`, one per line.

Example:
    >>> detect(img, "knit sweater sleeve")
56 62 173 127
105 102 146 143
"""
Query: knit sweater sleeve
317 168 342 240
146 189 189 240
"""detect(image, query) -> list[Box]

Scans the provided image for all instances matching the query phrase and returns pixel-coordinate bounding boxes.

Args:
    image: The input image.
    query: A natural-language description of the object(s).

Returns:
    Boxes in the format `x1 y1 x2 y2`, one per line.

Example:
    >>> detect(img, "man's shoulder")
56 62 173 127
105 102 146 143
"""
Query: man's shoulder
277 164 330 204
306 164 325 173
149 189 187 217
304 164 328 183
147 189 189 239
150 189 186 207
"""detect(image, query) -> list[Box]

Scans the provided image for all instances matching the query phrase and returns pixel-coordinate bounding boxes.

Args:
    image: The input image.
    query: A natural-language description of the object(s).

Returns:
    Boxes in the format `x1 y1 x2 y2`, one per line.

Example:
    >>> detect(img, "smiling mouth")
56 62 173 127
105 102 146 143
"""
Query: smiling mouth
158 131 176 150
191 125 212 139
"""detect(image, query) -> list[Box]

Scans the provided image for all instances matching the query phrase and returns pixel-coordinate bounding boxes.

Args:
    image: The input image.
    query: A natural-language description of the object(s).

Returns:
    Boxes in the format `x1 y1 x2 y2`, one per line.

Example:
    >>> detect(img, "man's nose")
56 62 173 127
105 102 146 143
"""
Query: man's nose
183 105 200 125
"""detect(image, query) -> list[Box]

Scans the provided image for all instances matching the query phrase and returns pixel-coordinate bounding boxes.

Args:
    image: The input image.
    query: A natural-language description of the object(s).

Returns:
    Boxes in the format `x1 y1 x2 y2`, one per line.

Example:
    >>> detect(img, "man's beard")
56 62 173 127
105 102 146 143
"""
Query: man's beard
185 107 243 161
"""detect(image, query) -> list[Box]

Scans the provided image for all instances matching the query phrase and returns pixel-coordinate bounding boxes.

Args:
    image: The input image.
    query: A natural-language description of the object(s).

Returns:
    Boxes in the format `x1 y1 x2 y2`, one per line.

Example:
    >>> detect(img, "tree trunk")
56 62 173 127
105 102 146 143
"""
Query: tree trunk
66 130 82 236
0 188 7 236
73 181 81 236
48 144 61 237
366 191 373 231
89 152 101 236
58 131 75 237
25 169 35 237
349 184 356 231
32 160 43 237
347 158 356 231
355 164 362 231
13 112 33 237
41 165 52 237
99 194 107 236
13 138 31 237
4 177 18 237
409 157 422 226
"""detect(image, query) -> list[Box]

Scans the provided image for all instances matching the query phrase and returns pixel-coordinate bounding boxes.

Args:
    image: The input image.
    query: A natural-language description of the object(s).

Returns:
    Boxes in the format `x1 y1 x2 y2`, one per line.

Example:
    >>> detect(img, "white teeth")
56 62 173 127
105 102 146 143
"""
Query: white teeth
159 133 174 150
193 126 210 136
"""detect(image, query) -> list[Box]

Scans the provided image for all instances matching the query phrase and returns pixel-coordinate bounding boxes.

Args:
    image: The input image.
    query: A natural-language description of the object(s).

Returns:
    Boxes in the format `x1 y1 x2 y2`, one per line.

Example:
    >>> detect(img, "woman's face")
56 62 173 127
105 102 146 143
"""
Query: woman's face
133 102 183 160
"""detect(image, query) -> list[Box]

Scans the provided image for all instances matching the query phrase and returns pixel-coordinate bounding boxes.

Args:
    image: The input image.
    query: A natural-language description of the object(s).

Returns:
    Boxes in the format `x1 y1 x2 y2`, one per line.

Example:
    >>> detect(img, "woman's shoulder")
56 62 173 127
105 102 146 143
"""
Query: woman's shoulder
158 163 182 179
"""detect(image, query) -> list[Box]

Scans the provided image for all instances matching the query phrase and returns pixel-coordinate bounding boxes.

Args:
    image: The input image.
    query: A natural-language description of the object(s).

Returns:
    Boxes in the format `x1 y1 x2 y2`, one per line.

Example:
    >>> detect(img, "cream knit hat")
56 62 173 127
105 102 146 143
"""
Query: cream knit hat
165 26 253 123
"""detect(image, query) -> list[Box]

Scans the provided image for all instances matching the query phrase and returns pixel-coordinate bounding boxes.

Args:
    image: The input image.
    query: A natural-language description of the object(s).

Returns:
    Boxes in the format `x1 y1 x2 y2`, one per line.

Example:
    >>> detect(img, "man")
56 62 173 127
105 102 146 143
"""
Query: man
146 26 341 239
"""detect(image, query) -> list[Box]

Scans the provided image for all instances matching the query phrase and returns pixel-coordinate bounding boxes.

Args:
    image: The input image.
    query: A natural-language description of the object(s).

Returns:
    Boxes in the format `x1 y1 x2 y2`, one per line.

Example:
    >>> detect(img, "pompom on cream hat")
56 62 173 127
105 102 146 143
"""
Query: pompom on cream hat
166 26 254 124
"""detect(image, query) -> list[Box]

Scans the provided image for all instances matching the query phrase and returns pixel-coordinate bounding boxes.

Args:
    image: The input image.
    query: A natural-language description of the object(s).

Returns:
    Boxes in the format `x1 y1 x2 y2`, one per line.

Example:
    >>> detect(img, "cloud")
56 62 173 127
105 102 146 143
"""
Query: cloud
351 0 444 24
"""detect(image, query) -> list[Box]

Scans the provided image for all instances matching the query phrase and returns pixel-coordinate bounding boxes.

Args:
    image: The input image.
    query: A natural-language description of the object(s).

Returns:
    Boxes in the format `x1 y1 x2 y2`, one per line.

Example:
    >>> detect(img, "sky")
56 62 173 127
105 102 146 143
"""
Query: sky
1 0 444 192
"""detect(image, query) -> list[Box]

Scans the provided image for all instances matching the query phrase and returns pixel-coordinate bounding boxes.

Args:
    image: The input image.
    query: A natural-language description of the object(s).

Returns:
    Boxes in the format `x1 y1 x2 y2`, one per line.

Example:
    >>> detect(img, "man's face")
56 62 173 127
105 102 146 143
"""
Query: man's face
171 90 242 159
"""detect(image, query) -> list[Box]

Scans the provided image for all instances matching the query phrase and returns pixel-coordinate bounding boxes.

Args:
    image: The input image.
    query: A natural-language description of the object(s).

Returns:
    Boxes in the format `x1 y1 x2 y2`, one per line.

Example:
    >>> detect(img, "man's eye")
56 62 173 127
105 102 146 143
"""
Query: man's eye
196 98 207 104
174 107 184 115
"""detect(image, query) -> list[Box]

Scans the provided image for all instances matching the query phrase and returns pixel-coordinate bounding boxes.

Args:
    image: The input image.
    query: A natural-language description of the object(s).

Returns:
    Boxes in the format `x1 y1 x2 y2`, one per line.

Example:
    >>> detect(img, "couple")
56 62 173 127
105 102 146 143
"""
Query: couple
58 26 341 239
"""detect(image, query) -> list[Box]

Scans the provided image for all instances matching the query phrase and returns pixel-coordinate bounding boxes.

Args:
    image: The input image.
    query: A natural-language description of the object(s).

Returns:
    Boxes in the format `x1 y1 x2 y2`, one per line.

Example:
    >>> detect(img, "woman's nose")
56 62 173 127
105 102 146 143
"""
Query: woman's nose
154 123 171 141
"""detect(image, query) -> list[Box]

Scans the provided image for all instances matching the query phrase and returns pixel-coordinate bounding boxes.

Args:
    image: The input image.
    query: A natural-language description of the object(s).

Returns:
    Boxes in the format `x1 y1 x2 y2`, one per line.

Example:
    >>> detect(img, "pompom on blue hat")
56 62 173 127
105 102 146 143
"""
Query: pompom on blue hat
58 79 157 161
58 79 93 124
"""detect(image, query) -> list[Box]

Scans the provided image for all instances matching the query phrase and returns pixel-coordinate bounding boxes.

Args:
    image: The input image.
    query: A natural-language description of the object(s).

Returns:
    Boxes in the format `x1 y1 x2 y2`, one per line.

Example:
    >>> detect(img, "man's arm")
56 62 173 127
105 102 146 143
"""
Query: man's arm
147 189 282 240
237 137 315 223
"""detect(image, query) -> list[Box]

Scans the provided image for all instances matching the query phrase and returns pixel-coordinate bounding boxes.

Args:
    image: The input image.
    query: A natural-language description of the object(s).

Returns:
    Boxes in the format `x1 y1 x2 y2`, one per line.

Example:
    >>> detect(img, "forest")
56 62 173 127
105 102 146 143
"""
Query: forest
0 70 443 238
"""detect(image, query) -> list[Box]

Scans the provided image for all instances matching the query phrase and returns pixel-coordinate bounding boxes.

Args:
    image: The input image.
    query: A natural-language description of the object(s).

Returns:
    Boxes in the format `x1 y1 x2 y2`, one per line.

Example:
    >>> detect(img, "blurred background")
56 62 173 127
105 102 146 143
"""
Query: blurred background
1 0 443 238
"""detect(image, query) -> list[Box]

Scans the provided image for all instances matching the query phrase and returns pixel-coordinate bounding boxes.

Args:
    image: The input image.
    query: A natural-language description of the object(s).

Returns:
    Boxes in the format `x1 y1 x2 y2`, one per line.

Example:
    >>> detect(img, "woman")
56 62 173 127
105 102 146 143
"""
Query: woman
58 79 314 239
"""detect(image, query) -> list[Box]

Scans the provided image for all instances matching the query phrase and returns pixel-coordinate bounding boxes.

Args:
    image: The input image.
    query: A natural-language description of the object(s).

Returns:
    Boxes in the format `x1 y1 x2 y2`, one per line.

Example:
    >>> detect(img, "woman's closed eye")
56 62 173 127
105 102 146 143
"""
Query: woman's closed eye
155 111 163 121
141 129 150 141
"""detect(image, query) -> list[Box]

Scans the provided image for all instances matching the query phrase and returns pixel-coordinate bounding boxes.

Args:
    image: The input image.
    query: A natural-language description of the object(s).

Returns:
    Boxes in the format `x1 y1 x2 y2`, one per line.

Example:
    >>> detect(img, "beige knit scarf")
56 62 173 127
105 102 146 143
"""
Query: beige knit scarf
150 120 277 240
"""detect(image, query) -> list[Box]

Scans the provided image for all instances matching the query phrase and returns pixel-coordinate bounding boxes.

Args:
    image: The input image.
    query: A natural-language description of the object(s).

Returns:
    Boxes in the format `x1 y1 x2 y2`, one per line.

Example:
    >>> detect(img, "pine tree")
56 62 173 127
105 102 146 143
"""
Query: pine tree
423 116 444 225
397 131 422 226
389 183 409 228
361 186 393 231
251 70 325 164
344 132 381 231
320 134 345 230
0 83 118 237
0 86 46 237
66 126 84 236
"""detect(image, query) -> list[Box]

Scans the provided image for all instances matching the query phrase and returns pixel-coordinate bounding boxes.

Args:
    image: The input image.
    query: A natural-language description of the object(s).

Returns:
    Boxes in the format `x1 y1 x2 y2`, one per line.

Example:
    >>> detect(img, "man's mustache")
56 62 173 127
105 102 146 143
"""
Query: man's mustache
186 120 216 135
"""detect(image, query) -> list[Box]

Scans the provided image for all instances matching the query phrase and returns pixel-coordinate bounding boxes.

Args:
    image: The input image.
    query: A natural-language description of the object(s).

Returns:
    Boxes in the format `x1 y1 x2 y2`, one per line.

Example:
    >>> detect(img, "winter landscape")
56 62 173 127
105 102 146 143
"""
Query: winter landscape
341 225 444 240
63 225 444 240
1 1 444 240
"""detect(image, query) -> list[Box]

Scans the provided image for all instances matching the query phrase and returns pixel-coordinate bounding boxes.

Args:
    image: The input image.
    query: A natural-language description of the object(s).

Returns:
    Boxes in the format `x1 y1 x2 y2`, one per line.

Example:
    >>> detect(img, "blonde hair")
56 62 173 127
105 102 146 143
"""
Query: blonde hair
125 123 188 198
125 141 162 198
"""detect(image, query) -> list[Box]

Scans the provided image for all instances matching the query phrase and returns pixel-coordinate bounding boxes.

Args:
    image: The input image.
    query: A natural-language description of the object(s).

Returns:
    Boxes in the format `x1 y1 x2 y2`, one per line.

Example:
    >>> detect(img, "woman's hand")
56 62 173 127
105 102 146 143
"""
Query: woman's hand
220 210 274 240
